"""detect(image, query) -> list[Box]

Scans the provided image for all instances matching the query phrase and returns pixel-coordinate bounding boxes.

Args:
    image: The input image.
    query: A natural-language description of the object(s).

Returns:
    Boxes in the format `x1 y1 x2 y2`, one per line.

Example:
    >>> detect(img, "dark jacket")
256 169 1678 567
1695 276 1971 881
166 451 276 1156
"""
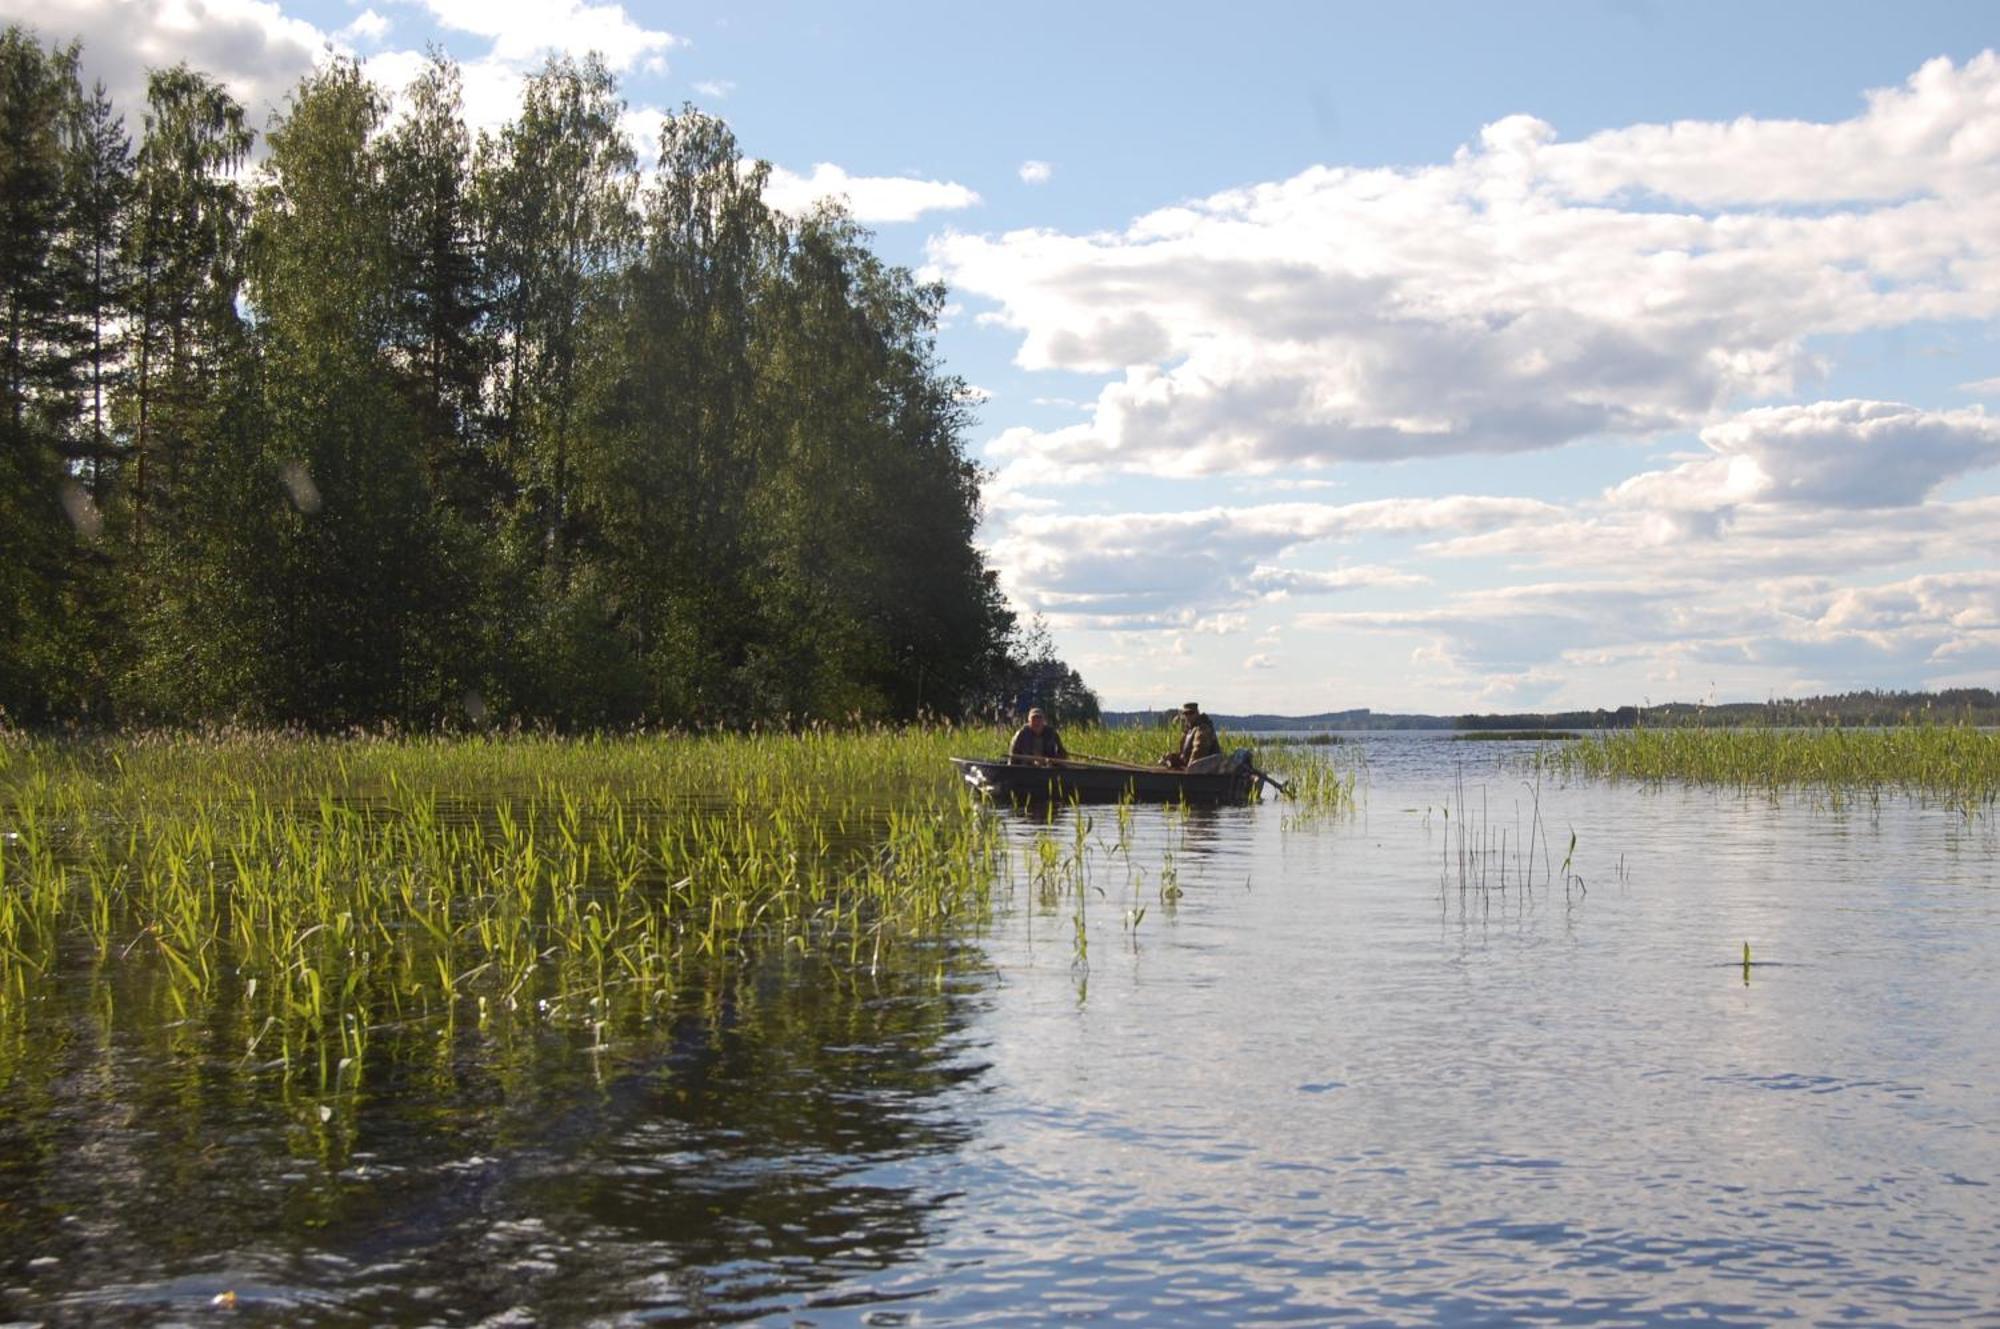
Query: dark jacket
1010 722 1068 761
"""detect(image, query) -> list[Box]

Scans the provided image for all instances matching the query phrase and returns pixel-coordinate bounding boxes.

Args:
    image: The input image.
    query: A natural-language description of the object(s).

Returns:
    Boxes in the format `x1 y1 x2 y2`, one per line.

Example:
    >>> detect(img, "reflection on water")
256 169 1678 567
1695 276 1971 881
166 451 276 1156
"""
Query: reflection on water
0 945 988 1324
4 733 1999 1324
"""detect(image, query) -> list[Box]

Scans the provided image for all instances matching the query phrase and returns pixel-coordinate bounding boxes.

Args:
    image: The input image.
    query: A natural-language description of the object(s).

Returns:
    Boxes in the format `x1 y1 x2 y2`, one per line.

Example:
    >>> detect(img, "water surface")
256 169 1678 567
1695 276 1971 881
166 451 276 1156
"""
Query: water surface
3 734 1996 1324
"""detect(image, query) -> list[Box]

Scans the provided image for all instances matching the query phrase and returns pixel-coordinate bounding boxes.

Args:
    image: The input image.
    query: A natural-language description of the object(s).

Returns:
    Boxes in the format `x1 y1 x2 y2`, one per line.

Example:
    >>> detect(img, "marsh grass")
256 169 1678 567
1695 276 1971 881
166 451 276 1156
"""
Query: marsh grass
1429 761 1589 917
1539 725 2000 810
0 723 1360 1092
0 728 1027 1086
1263 742 1362 829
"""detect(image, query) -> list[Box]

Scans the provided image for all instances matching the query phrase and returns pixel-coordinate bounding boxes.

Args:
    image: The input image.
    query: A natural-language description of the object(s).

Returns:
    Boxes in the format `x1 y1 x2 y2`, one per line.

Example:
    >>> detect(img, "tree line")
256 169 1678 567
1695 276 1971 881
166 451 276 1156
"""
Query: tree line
1111 688 1999 732
0 29 1096 730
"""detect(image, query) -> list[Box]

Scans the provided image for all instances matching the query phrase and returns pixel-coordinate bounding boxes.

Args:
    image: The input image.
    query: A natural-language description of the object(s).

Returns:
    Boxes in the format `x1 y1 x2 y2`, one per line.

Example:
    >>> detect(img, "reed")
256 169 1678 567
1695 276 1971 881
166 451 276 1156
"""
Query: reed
0 722 1362 1087
0 727 1027 1084
1539 724 2000 809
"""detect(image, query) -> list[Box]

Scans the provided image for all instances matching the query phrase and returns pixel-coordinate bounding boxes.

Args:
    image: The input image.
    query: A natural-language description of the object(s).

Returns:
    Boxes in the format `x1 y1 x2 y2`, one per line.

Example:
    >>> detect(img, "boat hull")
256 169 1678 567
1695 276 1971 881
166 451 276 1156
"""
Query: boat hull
950 755 1257 806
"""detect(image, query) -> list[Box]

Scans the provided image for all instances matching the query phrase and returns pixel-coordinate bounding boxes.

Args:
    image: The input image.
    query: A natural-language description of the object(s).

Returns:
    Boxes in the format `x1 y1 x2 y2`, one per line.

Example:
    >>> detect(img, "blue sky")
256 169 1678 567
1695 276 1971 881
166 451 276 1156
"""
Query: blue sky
12 0 2000 713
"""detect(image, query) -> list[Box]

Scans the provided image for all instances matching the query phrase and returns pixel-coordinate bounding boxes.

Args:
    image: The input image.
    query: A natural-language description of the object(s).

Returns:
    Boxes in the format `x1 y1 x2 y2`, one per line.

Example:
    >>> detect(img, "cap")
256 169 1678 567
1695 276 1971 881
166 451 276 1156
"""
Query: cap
1028 707 1047 720
1180 701 1201 714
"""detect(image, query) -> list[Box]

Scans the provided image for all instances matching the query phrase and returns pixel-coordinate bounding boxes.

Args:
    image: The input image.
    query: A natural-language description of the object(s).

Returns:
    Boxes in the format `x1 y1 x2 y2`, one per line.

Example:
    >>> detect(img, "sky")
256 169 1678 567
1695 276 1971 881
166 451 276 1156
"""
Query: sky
9 0 2000 715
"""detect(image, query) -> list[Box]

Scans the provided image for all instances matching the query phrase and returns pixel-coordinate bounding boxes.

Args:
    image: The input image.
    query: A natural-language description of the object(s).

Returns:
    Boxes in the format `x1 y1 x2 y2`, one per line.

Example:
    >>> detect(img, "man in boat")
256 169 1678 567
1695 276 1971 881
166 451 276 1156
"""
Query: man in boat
1009 707 1070 763
1162 701 1221 770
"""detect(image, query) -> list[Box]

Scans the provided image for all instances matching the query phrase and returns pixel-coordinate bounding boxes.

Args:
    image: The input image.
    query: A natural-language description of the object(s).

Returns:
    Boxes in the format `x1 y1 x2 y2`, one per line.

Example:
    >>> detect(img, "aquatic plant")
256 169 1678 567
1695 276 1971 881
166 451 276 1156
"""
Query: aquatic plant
0 722 1365 1087
1540 725 2000 811
0 727 1025 1090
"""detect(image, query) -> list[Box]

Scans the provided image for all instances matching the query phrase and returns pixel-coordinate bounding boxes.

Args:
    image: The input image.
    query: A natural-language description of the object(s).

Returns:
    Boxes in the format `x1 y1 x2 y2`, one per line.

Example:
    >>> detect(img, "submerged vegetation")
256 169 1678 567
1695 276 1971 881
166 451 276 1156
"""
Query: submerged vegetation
1541 725 2000 808
0 730 1000 1091
0 727 1355 1099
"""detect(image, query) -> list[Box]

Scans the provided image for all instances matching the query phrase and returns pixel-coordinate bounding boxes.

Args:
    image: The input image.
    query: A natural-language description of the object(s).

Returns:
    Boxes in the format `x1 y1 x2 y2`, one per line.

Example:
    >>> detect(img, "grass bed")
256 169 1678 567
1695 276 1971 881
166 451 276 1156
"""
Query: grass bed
0 725 1350 1091
1538 725 2000 808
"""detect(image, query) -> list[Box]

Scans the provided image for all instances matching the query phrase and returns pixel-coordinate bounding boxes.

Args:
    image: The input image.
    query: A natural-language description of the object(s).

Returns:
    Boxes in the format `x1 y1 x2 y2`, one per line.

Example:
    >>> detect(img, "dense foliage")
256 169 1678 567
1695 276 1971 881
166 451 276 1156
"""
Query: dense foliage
0 31 1068 729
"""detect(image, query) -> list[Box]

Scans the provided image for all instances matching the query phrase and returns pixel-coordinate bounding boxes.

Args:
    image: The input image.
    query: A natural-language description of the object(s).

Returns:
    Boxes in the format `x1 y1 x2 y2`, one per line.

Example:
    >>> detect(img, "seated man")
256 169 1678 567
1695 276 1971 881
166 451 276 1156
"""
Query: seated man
1009 707 1069 763
1162 701 1221 769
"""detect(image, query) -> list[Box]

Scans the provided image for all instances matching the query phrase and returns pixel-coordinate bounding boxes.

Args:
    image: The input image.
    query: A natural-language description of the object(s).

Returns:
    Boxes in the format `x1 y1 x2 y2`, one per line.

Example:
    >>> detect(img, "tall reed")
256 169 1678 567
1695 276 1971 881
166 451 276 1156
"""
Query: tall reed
1540 725 2000 810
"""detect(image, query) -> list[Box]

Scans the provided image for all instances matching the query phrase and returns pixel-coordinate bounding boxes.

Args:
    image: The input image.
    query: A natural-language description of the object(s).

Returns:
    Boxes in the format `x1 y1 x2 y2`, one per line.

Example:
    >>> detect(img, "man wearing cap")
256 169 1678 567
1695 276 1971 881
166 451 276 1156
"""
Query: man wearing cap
1009 707 1069 763
1163 702 1221 769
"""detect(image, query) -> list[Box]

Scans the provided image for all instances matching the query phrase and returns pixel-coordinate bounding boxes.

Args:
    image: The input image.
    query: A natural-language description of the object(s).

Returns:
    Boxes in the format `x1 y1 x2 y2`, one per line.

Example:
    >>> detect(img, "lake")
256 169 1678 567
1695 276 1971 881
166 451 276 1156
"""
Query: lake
3 733 1996 1324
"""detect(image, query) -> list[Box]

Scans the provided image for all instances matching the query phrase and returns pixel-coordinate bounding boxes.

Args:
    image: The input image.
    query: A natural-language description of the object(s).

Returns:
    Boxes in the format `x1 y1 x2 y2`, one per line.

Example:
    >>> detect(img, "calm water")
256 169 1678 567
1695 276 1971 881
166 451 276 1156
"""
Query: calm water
4 734 1998 1325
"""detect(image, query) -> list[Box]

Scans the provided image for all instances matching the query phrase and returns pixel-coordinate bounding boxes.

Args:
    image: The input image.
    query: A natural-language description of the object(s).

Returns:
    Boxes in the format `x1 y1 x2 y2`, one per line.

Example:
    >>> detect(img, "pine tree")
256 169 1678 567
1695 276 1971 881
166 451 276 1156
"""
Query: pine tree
59 73 131 497
0 29 91 718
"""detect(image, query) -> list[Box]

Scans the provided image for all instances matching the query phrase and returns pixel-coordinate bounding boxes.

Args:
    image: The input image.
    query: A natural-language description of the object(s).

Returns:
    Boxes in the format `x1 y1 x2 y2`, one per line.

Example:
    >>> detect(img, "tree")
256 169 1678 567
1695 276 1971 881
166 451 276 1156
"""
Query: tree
745 207 1007 721
242 58 454 725
579 107 777 720
381 51 488 506
59 72 131 497
0 28 83 718
982 616 1100 725
476 54 641 722
0 41 1061 730
479 53 635 577
123 63 251 544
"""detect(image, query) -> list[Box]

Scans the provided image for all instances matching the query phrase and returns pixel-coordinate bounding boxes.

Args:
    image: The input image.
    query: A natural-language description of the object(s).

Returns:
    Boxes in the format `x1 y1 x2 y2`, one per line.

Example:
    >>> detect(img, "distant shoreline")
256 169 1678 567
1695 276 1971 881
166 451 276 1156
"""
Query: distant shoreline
1101 688 2000 732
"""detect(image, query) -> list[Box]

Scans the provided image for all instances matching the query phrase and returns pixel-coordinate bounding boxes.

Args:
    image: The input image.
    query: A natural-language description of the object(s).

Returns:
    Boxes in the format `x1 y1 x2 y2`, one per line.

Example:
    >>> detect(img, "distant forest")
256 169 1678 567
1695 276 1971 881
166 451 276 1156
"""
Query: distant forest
1110 689 2000 732
0 28 1099 730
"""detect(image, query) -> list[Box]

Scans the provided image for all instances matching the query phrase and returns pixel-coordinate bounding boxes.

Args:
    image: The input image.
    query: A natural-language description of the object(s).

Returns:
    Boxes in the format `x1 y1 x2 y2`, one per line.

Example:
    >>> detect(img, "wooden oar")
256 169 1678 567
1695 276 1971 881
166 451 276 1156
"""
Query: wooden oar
1061 751 1167 772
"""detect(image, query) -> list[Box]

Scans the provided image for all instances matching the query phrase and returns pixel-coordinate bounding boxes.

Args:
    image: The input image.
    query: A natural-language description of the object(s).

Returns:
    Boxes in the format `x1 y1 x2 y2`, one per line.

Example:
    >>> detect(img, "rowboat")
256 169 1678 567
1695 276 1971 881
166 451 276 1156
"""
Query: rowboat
949 750 1271 806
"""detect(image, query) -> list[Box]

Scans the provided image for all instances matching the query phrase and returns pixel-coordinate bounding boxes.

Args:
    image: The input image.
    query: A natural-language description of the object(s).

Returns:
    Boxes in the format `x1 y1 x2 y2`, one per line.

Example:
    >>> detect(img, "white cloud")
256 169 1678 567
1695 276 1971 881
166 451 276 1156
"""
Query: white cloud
1962 375 2000 397
404 0 677 73
1304 570 2000 695
765 162 980 223
1249 564 1430 595
988 496 1558 628
1607 400 2000 514
9 0 684 148
619 105 668 160
1244 653 1277 670
934 53 2000 493
1019 159 1052 185
693 78 734 99
8 0 331 121
340 8 390 43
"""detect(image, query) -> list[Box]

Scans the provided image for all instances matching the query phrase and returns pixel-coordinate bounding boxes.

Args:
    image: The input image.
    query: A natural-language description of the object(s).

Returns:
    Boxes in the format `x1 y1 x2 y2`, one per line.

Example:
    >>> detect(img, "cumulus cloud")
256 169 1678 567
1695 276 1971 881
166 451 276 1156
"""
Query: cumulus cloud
6 0 331 121
692 78 734 99
935 53 2000 491
1608 400 2000 515
9 0 683 147
339 8 391 43
1019 159 1052 185
402 0 676 73
981 391 2000 700
1306 570 2000 694
764 163 980 223
988 496 1559 627
1249 564 1430 595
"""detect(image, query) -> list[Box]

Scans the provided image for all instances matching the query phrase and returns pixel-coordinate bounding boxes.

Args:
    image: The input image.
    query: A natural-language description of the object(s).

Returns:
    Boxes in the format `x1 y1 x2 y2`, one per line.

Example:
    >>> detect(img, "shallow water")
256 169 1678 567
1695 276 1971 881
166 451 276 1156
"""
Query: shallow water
4 734 1998 1324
